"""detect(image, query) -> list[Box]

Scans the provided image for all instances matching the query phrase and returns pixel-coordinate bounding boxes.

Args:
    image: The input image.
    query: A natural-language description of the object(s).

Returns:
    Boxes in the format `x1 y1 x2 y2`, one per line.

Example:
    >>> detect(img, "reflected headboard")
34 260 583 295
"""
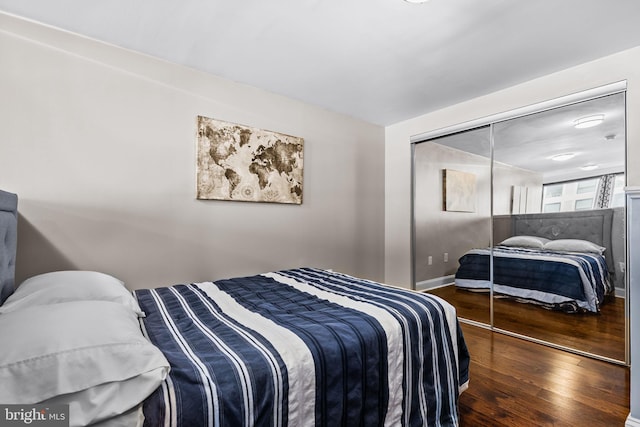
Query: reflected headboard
511 208 623 286
512 209 613 248
0 190 18 305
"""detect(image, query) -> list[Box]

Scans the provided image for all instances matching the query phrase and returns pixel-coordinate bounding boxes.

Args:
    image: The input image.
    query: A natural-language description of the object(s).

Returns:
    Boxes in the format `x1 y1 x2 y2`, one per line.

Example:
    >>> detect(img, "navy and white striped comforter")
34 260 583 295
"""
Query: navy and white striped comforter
455 246 612 313
135 268 469 427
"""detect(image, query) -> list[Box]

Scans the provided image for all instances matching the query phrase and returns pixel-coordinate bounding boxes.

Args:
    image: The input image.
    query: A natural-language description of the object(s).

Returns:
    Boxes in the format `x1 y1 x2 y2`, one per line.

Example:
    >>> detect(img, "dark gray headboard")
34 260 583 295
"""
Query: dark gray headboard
512 209 613 248
0 190 18 305
511 208 624 288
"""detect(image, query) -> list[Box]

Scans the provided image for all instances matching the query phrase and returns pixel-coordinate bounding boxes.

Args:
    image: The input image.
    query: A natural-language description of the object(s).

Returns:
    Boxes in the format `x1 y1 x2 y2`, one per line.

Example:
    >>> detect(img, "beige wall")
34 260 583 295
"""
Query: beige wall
385 46 640 288
493 163 543 216
0 13 386 288
413 143 491 284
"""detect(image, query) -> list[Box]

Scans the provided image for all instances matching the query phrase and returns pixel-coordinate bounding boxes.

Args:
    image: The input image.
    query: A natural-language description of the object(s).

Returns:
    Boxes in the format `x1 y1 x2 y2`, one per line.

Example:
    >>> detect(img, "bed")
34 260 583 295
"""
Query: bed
455 209 616 313
0 190 470 427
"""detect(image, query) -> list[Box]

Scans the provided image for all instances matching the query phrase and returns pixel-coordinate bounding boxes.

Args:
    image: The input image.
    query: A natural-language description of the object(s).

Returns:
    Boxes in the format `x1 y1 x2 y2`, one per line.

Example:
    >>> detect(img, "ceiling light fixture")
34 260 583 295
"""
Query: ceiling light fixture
581 164 599 171
551 153 576 162
404 0 429 3
573 114 605 129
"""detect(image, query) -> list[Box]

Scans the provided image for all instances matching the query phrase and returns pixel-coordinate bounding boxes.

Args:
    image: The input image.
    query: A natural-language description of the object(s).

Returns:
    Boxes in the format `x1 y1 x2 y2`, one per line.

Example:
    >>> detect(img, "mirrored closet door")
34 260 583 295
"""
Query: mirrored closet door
413 127 492 326
413 85 628 364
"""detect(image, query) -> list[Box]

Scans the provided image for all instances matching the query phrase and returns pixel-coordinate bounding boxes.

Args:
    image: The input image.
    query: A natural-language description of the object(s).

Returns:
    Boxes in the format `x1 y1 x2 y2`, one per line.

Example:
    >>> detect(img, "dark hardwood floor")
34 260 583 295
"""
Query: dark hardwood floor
430 285 626 361
458 323 630 426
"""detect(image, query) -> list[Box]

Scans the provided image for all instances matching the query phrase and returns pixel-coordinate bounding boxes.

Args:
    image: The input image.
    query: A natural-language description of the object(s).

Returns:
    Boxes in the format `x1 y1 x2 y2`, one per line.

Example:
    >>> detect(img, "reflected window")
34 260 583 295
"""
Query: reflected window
575 198 594 210
544 184 563 198
611 174 625 207
542 173 624 212
544 202 561 212
577 179 598 194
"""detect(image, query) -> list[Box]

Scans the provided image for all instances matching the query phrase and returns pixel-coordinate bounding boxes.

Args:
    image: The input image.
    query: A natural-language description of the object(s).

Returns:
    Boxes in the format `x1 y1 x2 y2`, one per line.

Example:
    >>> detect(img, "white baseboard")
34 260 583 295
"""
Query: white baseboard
416 275 455 291
615 287 626 298
626 414 640 427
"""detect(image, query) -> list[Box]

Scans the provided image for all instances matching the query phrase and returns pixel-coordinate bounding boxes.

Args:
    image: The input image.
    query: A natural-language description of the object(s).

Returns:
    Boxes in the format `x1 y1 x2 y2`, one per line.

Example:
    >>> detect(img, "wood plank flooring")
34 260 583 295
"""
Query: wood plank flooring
429 285 626 361
458 323 630 426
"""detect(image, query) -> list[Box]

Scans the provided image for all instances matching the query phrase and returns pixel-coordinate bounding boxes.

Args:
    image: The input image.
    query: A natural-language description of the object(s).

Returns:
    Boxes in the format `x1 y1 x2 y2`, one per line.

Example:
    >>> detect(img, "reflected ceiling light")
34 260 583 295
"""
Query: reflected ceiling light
404 0 429 3
573 114 604 129
581 164 599 171
551 153 576 162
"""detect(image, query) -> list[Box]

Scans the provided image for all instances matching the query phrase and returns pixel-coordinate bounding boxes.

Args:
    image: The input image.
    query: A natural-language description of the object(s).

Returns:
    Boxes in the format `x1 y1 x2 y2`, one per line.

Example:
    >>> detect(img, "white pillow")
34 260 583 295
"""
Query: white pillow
0 301 169 426
544 239 606 254
0 271 144 316
499 235 550 249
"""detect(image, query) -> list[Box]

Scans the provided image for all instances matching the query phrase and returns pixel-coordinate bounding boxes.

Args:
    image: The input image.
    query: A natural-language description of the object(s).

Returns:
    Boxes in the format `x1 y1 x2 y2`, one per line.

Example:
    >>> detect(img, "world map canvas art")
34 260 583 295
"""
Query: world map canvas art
196 116 304 204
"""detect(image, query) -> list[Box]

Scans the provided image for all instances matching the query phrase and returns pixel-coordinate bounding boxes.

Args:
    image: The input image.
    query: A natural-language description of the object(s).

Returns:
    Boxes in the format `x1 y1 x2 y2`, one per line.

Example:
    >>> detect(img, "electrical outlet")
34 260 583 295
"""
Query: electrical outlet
619 262 626 273
428 256 433 265
444 252 448 262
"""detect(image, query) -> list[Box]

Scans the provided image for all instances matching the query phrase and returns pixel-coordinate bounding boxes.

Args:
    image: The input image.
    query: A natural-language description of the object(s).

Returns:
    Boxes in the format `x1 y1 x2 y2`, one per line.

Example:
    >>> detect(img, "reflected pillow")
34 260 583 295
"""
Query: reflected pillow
0 301 169 426
544 239 606 254
0 271 144 316
499 235 550 249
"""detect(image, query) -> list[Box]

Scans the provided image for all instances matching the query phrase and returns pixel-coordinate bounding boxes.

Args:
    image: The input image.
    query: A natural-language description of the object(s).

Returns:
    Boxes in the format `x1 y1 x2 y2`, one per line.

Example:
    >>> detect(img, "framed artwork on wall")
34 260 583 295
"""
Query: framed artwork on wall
196 116 304 204
443 169 476 212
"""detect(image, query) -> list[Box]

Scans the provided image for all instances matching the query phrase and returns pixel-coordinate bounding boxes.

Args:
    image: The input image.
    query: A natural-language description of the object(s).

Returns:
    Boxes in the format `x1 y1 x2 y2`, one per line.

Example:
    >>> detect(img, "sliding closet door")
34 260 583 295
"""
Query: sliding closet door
413 126 492 326
491 93 627 362
411 83 628 364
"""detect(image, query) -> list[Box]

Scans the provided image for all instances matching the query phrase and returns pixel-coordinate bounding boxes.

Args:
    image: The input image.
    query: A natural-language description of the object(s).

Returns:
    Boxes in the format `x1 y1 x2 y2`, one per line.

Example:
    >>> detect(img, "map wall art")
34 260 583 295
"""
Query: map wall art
196 116 304 204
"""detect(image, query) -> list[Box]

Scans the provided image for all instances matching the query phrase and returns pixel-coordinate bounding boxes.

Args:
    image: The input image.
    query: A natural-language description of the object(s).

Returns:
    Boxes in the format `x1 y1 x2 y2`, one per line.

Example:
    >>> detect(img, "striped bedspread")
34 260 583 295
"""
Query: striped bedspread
135 268 469 427
455 246 612 313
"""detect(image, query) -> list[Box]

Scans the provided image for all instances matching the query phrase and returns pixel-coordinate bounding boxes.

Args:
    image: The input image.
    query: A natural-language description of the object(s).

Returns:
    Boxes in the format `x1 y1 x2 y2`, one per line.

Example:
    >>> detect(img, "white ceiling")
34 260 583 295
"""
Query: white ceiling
0 0 635 180
1 0 640 126
429 92 626 183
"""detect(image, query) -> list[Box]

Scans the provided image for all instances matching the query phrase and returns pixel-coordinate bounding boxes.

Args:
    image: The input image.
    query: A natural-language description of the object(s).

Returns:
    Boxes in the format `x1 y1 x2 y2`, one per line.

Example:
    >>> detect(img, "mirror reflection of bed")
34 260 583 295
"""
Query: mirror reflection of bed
433 208 625 360
414 89 627 363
